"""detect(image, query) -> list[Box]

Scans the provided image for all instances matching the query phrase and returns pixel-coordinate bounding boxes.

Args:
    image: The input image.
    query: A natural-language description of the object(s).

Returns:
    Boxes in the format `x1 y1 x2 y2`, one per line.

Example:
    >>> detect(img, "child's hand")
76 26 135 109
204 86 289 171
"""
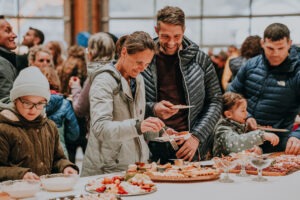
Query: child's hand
63 166 78 175
68 76 81 88
23 172 40 180
246 117 257 131
263 132 280 146
246 145 262 155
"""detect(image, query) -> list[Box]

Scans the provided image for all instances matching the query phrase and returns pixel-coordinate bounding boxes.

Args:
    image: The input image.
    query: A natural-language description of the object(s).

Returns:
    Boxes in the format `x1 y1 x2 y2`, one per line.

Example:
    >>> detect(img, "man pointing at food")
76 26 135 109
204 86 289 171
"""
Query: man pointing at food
142 6 222 162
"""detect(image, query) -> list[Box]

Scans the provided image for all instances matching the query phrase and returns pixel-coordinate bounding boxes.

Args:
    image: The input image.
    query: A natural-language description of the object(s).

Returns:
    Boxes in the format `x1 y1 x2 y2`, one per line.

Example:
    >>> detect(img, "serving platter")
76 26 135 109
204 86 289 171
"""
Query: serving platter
153 132 191 142
85 185 157 197
84 174 157 197
49 193 121 200
146 172 220 182
171 105 194 109
257 126 289 133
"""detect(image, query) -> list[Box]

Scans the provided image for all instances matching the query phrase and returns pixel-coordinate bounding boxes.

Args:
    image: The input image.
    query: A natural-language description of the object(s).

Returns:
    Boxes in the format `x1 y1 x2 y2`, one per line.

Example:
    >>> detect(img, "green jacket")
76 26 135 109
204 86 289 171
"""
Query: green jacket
213 117 264 157
0 103 78 181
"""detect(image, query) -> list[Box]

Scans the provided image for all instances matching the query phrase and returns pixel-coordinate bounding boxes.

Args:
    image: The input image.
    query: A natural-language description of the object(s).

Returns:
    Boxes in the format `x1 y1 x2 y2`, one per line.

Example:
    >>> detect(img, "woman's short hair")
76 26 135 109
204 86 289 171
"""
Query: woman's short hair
88 32 115 62
116 31 155 58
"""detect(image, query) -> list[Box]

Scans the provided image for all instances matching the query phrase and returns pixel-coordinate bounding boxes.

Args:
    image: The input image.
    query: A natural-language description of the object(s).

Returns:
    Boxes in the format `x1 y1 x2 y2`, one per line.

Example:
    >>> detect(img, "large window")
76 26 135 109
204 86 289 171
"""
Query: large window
0 0 64 53
109 0 300 51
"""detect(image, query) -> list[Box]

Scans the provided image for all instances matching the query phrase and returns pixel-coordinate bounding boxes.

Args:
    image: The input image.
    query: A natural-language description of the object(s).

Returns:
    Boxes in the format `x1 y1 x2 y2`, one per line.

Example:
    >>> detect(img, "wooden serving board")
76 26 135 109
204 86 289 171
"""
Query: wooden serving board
147 173 220 183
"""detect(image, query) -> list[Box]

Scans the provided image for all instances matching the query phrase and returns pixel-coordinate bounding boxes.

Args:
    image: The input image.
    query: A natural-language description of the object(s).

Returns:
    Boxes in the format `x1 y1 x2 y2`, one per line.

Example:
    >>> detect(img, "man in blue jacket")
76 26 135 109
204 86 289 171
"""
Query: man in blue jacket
230 23 300 155
142 6 222 162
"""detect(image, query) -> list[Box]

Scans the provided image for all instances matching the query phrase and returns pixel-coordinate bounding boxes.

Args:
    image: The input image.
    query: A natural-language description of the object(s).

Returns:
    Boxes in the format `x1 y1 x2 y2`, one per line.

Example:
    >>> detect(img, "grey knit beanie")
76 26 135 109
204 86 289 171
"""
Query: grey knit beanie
10 66 51 102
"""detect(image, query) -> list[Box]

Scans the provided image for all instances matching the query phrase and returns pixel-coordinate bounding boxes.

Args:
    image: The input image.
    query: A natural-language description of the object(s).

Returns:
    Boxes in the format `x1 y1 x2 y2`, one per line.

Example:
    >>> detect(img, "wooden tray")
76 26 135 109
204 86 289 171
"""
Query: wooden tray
147 173 220 182
230 169 286 176
257 126 288 133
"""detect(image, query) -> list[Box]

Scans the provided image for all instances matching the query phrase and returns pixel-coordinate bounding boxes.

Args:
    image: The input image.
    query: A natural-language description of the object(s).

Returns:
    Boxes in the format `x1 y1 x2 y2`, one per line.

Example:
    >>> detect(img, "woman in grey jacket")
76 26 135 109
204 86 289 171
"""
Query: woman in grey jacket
81 31 165 176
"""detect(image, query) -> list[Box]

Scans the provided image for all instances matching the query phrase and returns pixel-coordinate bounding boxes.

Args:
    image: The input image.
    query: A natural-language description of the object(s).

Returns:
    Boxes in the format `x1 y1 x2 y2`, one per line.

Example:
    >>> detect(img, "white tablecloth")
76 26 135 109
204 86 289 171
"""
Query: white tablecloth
31 170 300 200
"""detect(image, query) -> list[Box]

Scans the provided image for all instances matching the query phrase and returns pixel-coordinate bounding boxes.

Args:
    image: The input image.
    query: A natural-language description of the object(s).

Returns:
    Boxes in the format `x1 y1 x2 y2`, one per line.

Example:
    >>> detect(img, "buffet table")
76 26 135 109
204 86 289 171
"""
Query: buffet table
32 170 300 200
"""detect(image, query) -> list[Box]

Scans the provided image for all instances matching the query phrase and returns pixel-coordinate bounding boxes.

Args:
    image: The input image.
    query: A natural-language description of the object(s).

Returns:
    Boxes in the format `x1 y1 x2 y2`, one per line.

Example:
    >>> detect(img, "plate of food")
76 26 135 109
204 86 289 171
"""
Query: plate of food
49 193 121 200
153 131 191 142
85 174 157 197
171 105 194 109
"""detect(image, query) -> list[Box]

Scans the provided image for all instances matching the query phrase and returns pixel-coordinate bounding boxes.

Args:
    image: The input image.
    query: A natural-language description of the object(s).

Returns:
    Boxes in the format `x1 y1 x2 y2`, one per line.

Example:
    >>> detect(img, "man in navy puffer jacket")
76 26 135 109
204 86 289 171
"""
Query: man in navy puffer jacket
230 23 300 155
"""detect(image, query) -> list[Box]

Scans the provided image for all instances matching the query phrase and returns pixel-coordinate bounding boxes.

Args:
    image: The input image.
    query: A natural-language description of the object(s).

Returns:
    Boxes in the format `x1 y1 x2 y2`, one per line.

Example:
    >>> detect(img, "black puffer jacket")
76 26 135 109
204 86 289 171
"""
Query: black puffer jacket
230 45 300 136
142 36 222 159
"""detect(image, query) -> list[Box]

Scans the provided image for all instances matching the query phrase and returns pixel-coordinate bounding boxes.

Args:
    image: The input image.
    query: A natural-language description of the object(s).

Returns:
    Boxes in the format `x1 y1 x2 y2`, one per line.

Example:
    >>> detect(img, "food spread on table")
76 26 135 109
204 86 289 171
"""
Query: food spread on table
217 152 300 176
130 161 220 182
85 174 156 196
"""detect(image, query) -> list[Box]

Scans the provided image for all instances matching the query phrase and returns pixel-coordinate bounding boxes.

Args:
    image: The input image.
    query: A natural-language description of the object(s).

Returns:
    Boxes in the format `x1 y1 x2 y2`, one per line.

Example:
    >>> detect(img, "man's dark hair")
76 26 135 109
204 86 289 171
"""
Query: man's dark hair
0 15 4 19
156 6 185 29
264 23 290 41
29 27 45 44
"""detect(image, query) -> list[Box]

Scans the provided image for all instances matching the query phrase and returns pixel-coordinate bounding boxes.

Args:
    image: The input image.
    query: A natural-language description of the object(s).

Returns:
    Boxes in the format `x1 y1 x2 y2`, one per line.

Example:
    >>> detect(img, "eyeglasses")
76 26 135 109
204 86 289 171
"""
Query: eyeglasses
18 98 47 110
38 59 51 63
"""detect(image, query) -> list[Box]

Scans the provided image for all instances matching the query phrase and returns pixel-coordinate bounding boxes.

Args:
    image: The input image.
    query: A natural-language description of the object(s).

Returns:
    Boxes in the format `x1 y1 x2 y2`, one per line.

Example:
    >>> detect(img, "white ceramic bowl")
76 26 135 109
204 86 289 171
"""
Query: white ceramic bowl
0 180 40 199
40 173 79 192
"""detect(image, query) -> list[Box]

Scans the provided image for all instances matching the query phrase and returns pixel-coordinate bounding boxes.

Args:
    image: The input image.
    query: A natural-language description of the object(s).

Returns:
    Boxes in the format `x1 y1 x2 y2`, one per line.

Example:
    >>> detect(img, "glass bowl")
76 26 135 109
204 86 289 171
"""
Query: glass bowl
0 179 40 199
40 173 79 192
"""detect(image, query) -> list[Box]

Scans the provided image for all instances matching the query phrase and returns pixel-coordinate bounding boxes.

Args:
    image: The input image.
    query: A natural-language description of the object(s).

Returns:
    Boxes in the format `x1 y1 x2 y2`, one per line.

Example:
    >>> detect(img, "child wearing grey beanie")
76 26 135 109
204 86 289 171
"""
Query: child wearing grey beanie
0 66 79 181
10 66 51 102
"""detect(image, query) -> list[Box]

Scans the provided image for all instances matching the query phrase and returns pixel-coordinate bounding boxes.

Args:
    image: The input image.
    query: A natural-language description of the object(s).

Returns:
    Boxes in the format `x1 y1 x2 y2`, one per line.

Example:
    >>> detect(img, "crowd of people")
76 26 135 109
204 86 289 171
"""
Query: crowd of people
0 5 300 181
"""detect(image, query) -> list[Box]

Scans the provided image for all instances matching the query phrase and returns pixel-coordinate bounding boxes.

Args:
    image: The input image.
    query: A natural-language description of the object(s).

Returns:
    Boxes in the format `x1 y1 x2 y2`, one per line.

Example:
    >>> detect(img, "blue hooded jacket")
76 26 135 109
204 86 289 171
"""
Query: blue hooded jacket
46 94 80 142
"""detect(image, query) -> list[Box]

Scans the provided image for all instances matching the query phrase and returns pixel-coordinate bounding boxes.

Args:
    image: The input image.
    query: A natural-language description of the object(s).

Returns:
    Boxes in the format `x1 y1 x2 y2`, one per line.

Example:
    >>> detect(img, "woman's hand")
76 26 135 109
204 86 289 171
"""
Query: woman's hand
63 166 78 175
141 117 165 133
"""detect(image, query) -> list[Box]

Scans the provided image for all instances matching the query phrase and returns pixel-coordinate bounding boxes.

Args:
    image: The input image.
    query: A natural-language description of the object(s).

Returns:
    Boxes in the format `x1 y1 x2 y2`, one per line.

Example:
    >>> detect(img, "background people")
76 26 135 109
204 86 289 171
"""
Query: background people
17 27 45 71
222 35 262 90
69 32 116 138
28 45 54 69
45 41 65 75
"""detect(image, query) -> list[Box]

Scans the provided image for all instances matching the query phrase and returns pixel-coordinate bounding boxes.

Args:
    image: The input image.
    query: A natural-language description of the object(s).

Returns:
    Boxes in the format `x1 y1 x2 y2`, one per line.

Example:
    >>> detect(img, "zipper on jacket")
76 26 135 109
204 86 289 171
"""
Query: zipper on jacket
177 50 191 132
252 72 269 118
178 49 200 161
